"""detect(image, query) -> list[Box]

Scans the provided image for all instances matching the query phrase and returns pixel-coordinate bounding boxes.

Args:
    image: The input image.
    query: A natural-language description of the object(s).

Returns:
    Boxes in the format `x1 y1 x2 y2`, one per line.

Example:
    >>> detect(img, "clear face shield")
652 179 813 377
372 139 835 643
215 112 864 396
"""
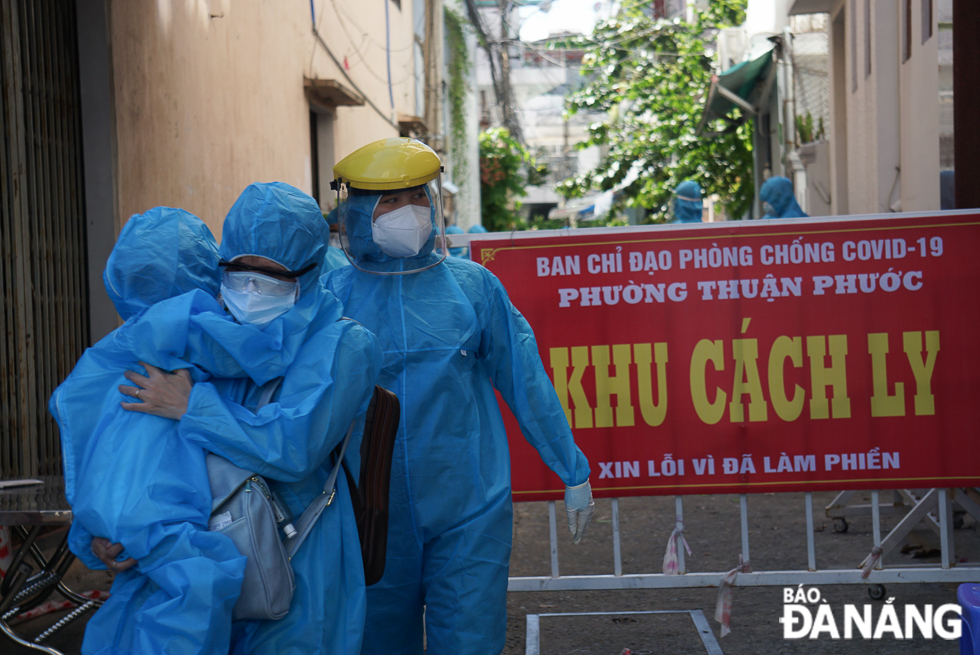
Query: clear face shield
335 176 447 275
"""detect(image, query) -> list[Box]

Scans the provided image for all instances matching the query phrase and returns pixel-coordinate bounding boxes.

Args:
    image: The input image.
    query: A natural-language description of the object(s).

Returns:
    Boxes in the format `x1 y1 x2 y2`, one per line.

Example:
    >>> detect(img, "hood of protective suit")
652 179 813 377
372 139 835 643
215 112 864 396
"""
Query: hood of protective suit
672 180 704 223
221 182 329 295
104 207 220 320
344 188 439 269
446 224 465 258
760 177 807 218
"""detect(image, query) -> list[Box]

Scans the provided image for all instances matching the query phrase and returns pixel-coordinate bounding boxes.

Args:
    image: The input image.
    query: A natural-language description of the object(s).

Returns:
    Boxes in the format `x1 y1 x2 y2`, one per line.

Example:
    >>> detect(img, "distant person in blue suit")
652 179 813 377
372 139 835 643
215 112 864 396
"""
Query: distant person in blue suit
323 206 352 269
441 180 466 258
465 223 488 260
760 176 808 218
672 180 704 223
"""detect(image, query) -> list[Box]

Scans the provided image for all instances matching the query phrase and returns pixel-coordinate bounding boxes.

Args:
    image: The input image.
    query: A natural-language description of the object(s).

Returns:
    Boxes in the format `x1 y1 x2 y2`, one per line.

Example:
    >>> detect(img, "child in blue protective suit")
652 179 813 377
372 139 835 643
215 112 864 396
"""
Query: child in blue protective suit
53 206 249 654
91 182 381 655
58 185 381 655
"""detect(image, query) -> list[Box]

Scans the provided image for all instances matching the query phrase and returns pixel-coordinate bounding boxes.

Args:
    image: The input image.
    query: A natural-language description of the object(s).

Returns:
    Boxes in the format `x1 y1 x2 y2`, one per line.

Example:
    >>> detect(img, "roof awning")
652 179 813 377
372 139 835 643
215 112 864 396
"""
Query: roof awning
788 0 836 15
697 46 776 133
304 78 365 114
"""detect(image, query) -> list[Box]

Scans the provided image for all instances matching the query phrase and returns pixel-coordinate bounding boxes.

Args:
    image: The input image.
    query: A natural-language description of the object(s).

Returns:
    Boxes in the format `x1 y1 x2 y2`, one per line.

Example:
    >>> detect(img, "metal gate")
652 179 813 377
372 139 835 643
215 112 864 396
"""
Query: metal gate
0 0 89 477
509 490 980 594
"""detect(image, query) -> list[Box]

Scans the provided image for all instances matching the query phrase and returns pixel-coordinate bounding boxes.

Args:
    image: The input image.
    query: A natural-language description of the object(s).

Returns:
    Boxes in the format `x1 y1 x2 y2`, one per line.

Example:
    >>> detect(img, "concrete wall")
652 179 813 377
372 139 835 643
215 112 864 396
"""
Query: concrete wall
873 0 900 214
898 0 940 211
843 0 876 214
108 0 417 239
826 0 942 216
76 0 119 341
828 2 848 214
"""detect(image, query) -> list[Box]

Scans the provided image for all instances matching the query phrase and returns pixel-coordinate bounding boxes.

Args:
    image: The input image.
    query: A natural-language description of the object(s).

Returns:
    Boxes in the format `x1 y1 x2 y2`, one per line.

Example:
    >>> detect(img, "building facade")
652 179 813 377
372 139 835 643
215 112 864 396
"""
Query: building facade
1 0 473 476
786 0 949 216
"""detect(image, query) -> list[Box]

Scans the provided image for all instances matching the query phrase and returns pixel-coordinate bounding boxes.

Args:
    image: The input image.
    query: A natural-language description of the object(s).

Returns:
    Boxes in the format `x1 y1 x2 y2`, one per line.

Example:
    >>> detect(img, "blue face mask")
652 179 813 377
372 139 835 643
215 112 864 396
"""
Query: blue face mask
220 279 297 328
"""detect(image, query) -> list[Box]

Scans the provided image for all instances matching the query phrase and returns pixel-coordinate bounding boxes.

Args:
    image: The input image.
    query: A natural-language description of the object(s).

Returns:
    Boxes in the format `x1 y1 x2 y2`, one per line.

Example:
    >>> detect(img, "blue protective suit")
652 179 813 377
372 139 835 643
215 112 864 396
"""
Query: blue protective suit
445 224 465 258
325 193 590 654
52 207 247 655
464 224 488 261
324 245 352 270
672 180 704 223
174 182 382 655
321 207 352 270
760 176 808 218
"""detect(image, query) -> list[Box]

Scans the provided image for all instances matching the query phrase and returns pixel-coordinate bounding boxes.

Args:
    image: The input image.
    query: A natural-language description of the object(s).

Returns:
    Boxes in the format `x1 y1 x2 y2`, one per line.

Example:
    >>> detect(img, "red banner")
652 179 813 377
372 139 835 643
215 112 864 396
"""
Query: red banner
476 213 980 501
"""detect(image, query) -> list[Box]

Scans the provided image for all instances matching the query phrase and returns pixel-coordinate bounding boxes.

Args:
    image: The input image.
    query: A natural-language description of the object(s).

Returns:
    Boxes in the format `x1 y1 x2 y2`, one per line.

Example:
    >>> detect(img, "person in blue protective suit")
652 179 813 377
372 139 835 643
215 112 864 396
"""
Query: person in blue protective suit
672 180 704 223
441 180 466 258
464 223 488 261
759 176 808 218
326 138 594 654
83 184 383 655
52 207 247 655
135 182 381 655
445 223 466 257
323 206 352 269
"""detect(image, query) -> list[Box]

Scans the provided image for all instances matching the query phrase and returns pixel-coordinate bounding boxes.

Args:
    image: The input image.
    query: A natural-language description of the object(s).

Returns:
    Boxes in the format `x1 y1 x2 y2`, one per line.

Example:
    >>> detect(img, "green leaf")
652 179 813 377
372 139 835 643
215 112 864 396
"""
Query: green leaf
559 0 752 221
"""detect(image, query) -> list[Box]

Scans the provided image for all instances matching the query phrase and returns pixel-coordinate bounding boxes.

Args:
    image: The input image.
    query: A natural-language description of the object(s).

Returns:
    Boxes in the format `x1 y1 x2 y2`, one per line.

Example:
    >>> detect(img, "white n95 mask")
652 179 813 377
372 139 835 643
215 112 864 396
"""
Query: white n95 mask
372 204 433 258
220 281 297 328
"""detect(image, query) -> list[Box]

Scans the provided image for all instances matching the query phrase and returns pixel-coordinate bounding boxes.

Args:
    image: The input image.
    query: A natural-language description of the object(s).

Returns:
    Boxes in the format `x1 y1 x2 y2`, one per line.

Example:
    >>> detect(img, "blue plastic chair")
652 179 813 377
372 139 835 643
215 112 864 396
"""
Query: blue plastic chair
959 583 980 654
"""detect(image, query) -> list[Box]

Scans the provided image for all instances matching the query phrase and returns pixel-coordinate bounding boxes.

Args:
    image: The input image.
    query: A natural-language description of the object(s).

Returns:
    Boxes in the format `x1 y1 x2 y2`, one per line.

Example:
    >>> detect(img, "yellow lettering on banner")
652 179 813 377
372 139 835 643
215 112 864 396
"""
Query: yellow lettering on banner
550 347 572 425
768 335 804 421
730 338 768 422
635 342 668 427
690 340 726 425
549 347 593 428
868 333 905 417
904 330 940 416
549 330 934 430
593 344 635 428
807 335 851 419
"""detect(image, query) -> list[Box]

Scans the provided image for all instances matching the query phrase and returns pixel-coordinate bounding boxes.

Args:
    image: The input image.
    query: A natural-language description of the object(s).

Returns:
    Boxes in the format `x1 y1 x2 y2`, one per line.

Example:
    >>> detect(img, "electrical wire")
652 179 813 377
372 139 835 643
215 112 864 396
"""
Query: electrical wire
520 30 708 59
385 0 395 111
342 44 422 87
311 0 435 127
514 37 707 75
328 0 419 85
311 24 399 129
328 0 415 53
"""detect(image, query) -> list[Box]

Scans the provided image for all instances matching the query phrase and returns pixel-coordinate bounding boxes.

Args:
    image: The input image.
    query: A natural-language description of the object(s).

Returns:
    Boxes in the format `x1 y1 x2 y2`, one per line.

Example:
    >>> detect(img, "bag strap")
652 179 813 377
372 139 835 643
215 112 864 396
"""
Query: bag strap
285 420 355 559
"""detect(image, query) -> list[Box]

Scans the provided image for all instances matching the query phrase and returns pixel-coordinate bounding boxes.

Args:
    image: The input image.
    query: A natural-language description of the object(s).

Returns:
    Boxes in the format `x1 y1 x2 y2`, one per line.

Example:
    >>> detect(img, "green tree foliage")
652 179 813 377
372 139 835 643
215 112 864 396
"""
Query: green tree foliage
479 128 549 231
560 0 753 221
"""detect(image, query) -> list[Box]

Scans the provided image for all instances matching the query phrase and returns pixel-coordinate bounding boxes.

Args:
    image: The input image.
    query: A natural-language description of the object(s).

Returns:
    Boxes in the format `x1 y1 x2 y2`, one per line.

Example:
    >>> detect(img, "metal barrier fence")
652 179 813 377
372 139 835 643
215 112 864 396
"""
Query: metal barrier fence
508 489 980 594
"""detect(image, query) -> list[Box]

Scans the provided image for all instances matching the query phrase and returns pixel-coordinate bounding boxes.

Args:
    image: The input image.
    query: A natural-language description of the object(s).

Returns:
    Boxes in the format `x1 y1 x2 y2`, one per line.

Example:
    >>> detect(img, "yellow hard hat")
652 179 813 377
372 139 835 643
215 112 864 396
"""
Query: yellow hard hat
332 138 442 192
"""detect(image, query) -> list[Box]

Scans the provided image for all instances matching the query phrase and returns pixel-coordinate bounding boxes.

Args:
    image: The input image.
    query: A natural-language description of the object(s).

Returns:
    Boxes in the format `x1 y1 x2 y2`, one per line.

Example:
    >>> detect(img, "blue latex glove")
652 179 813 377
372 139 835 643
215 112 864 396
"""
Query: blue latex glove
564 480 595 544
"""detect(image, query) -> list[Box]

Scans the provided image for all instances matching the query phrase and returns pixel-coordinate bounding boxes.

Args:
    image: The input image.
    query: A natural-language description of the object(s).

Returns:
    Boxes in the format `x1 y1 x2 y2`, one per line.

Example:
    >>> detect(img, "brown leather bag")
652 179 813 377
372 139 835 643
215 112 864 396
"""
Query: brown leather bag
344 385 399 585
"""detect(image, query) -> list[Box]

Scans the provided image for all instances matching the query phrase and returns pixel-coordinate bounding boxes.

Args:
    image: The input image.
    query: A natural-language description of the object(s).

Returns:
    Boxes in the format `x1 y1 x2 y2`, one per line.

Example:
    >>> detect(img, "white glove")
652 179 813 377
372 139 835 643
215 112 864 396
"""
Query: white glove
564 479 595 544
